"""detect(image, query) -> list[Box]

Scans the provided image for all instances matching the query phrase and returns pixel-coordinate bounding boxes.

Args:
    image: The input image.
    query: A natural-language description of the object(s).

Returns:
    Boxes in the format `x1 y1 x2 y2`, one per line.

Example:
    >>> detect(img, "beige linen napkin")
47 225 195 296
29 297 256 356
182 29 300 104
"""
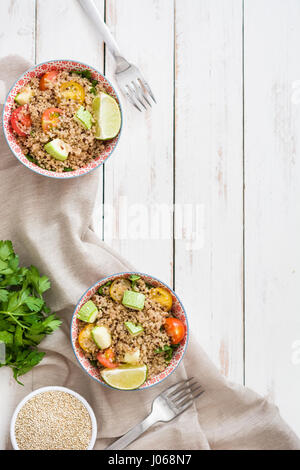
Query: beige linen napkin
0 57 299 451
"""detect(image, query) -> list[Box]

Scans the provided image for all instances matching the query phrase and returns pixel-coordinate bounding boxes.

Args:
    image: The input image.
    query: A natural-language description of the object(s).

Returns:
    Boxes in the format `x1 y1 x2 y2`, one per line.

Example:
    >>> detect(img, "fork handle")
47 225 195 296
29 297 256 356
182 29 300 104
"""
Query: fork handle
78 0 121 58
106 413 158 450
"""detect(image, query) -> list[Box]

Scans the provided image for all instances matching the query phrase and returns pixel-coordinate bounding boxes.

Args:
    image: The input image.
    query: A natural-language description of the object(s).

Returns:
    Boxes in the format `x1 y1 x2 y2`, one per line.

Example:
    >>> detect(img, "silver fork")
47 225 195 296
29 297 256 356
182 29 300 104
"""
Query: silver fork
106 378 204 450
78 0 156 111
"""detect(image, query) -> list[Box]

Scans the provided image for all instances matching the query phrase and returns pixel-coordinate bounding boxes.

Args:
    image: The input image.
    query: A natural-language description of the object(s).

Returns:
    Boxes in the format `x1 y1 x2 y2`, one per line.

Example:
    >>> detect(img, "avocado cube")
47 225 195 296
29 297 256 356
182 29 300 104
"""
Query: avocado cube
44 139 70 161
15 87 34 105
124 321 144 336
77 300 98 323
122 290 145 310
74 106 93 130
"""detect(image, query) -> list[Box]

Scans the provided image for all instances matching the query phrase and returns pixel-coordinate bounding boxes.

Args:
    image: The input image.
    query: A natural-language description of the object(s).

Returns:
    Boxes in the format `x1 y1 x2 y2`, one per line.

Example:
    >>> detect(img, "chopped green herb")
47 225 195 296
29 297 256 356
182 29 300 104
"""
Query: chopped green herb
71 69 92 80
63 168 74 172
71 70 98 88
129 274 141 291
90 87 97 95
26 154 39 165
129 275 140 282
0 240 61 384
98 280 112 295
155 344 178 363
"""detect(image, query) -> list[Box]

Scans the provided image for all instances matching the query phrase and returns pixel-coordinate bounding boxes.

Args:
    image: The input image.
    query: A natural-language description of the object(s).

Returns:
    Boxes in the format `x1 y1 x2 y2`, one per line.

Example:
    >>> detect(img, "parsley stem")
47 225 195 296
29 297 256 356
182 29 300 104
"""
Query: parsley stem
0 311 29 329
0 310 36 317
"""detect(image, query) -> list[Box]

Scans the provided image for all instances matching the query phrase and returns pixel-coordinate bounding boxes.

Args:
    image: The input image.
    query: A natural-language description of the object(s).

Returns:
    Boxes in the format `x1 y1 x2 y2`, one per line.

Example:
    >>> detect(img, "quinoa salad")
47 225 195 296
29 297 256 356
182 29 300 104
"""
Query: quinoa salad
76 275 186 390
10 69 121 172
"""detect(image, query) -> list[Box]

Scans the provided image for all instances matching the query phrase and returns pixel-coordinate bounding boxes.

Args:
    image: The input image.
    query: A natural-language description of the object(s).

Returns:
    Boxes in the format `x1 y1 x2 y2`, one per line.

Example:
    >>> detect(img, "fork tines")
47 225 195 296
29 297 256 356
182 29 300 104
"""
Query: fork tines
123 78 156 112
166 377 204 412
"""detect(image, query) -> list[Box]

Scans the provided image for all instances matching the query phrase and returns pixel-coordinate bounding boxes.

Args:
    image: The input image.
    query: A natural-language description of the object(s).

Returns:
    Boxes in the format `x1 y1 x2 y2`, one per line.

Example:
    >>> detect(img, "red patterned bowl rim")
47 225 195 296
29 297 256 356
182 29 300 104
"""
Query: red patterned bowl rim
2 59 123 179
70 272 189 391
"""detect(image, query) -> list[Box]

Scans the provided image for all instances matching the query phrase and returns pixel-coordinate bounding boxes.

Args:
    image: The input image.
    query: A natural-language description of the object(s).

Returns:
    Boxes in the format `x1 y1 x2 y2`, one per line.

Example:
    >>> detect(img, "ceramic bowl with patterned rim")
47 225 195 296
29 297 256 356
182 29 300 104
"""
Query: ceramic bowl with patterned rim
70 272 189 390
2 59 122 179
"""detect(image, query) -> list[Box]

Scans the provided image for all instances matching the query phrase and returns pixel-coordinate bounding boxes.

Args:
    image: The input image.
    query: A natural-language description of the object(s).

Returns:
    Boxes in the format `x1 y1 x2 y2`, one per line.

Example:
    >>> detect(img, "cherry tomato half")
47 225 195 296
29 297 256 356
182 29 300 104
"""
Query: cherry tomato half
78 324 94 353
109 278 131 303
97 348 119 369
39 71 59 91
149 287 173 311
42 107 63 133
164 317 185 345
11 105 31 137
59 81 85 104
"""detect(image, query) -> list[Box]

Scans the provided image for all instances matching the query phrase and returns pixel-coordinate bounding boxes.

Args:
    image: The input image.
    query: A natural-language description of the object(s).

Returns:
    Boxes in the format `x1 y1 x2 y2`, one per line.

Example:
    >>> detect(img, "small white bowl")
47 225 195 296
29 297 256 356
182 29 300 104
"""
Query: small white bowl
10 386 97 450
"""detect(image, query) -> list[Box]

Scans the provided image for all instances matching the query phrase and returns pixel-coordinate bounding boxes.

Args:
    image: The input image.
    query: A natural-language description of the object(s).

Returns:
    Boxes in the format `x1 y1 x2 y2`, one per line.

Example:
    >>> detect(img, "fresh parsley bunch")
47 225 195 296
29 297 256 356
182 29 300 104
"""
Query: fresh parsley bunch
0 241 61 384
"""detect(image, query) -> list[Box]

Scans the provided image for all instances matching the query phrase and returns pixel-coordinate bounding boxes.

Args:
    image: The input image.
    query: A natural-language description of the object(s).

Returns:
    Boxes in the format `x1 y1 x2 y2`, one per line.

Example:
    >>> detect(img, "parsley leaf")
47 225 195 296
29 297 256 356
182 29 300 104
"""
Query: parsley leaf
0 240 14 261
12 350 45 385
129 275 141 291
26 154 39 165
0 331 14 345
27 266 51 295
71 69 92 80
0 289 9 302
98 280 112 295
25 297 44 312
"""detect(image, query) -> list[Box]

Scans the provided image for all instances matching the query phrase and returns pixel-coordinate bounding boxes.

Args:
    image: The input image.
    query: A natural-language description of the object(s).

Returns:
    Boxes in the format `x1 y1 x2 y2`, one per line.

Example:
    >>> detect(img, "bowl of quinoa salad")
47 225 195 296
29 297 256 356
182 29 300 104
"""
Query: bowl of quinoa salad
2 60 122 179
71 273 189 391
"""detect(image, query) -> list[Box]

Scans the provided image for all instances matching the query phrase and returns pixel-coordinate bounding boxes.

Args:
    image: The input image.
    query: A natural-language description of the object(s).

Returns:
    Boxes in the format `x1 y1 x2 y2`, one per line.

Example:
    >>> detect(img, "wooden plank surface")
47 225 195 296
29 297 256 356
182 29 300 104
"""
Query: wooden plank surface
103 0 174 285
1 0 300 441
244 0 300 436
36 0 104 66
0 0 35 61
174 0 244 383
36 0 105 235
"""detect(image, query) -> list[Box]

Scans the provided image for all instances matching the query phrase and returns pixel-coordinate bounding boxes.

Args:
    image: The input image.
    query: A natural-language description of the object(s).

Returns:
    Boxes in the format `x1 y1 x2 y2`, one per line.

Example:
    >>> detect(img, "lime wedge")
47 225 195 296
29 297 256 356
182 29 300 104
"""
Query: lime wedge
101 364 148 390
92 93 121 140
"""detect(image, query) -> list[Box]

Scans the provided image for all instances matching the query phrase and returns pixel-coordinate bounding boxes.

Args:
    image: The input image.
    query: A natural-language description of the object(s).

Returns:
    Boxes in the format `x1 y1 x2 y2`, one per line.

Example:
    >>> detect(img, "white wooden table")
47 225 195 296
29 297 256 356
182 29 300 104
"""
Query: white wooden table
1 0 300 439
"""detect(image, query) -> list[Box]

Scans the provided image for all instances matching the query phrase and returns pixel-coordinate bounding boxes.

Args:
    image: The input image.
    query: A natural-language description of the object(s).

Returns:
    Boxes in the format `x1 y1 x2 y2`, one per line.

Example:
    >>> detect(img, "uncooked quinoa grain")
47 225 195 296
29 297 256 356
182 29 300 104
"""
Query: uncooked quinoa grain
14 391 92 450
